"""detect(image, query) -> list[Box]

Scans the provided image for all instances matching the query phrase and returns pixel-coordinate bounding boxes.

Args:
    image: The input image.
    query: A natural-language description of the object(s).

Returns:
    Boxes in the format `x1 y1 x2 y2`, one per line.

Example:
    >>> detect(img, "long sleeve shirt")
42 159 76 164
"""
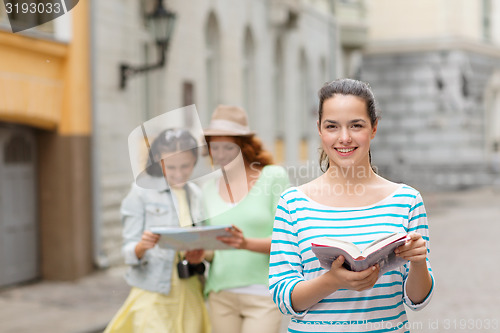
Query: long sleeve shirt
269 185 434 333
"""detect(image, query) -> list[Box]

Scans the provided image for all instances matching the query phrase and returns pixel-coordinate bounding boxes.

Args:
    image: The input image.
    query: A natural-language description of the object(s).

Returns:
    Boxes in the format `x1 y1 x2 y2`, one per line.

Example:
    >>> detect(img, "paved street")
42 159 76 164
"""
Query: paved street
404 186 500 332
1 186 499 333
0 266 129 333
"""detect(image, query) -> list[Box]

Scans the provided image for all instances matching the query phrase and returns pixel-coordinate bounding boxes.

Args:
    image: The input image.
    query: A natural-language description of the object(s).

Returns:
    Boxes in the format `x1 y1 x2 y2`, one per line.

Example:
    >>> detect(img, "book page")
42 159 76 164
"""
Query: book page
311 246 357 270
151 225 234 250
311 238 362 259
363 233 407 257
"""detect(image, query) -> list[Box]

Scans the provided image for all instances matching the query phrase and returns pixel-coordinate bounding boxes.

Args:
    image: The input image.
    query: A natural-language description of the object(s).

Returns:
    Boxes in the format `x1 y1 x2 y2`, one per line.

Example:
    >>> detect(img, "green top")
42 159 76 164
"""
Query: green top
203 165 290 295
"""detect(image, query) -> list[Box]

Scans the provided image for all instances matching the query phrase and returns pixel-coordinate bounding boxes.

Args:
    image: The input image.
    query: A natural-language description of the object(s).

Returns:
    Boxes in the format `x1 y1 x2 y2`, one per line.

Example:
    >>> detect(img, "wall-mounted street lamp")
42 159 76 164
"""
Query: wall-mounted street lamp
120 0 176 89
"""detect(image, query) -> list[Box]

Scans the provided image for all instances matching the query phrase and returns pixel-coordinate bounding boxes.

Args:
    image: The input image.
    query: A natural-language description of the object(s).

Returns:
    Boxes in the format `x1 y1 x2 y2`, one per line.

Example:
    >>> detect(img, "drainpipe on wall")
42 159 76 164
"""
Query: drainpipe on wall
89 0 109 269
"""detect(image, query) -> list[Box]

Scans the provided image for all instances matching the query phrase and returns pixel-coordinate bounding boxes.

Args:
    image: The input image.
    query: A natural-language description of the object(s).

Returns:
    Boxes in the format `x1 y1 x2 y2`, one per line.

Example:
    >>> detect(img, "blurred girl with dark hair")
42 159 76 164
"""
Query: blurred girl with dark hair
104 128 210 333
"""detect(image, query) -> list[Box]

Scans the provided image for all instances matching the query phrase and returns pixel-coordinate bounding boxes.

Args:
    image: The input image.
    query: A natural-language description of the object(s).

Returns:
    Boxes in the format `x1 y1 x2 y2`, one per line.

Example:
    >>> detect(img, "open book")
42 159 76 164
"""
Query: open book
311 233 409 275
150 225 234 250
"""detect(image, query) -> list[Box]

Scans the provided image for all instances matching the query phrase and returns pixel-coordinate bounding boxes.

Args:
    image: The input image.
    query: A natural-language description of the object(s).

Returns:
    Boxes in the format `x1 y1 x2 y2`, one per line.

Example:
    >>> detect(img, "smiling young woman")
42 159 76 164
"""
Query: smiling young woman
269 79 434 333
306 81 395 208
318 94 377 172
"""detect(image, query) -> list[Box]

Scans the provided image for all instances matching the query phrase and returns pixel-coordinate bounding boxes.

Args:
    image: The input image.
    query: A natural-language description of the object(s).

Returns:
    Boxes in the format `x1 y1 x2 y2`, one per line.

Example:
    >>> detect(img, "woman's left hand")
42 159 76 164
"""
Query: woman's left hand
185 249 205 264
216 225 247 249
395 232 427 264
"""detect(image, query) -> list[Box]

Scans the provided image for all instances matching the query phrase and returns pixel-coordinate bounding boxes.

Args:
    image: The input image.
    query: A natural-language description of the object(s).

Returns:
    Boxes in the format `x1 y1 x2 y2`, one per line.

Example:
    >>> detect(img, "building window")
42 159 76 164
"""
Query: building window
320 57 328 84
183 81 195 127
0 2 7 23
4 134 32 164
482 0 492 42
299 50 310 162
205 12 221 119
242 27 256 127
274 37 285 163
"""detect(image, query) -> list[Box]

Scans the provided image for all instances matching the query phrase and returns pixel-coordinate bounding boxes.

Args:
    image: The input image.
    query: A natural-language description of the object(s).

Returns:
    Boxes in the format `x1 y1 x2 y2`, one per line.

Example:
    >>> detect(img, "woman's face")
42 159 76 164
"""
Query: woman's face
318 94 377 170
160 150 197 189
208 136 241 167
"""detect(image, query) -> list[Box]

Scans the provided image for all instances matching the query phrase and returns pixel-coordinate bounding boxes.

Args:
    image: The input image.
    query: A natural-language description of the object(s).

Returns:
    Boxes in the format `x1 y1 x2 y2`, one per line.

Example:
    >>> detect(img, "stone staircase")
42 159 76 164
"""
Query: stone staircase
98 174 132 267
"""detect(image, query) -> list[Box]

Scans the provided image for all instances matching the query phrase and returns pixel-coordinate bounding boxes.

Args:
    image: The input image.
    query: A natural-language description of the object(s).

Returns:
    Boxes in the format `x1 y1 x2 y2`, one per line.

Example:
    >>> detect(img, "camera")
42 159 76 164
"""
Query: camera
177 259 206 279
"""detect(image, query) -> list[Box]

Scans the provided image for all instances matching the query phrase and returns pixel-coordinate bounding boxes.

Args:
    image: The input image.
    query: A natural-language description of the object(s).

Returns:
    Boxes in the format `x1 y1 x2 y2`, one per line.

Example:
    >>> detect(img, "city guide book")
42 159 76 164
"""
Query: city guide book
150 225 234 250
311 232 409 275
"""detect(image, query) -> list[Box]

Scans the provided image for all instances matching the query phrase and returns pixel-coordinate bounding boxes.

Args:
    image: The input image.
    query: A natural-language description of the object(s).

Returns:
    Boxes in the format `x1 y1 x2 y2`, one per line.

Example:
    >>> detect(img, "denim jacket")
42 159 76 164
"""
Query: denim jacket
120 181 204 295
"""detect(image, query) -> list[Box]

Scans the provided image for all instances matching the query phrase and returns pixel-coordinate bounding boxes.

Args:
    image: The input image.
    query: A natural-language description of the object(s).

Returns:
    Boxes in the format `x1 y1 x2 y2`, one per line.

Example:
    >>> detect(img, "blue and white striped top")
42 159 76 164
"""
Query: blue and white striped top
269 185 434 333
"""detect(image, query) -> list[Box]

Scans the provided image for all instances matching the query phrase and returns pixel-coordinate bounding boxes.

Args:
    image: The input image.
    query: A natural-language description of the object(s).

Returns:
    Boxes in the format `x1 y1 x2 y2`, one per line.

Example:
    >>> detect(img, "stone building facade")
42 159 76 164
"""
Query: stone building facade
361 0 500 190
93 0 346 266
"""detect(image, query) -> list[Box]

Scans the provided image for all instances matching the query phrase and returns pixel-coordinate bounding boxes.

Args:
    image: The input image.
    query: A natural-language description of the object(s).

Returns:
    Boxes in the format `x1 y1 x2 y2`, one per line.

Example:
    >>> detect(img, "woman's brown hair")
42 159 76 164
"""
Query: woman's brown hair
205 135 274 168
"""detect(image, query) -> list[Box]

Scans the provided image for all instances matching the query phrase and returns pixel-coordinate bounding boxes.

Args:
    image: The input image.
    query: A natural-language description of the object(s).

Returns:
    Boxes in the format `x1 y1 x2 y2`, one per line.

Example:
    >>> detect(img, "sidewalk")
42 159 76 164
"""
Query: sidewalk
0 266 130 333
405 185 500 332
1 186 499 333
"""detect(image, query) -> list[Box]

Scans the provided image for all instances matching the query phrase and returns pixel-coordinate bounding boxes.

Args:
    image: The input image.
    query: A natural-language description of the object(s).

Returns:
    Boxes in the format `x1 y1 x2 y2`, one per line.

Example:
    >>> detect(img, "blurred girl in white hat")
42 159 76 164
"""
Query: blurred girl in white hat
202 105 290 333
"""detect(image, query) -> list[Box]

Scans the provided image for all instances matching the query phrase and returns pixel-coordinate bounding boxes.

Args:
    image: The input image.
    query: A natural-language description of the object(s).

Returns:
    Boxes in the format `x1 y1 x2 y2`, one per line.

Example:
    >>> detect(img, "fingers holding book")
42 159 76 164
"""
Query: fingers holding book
394 232 427 264
216 225 247 249
142 230 161 247
327 255 380 292
185 249 205 264
134 231 161 259
216 225 272 254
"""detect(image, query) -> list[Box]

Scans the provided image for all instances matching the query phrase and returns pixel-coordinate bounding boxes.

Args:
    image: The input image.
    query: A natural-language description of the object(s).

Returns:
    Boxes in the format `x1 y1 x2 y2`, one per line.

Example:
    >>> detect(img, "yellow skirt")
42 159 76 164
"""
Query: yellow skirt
104 272 210 333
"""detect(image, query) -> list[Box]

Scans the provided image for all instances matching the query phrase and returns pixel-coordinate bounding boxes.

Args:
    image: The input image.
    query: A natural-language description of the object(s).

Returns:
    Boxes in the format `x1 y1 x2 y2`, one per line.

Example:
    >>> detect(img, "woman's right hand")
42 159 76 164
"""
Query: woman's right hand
216 225 272 254
290 255 381 312
216 225 247 249
185 249 205 264
325 256 380 292
134 231 161 259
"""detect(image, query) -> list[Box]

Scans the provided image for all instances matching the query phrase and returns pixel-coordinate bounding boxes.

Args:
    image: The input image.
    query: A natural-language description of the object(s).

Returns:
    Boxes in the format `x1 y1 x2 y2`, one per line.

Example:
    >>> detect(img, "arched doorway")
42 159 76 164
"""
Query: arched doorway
485 72 500 172
0 124 38 287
